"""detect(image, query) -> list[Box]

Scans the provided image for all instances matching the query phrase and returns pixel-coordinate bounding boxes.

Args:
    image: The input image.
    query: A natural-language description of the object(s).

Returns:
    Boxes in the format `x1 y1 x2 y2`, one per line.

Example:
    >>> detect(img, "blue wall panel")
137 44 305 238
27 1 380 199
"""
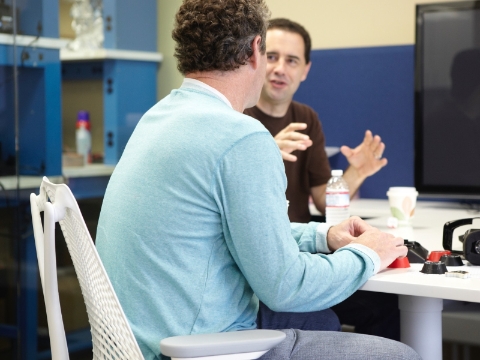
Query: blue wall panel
103 0 157 51
103 60 158 164
294 45 415 199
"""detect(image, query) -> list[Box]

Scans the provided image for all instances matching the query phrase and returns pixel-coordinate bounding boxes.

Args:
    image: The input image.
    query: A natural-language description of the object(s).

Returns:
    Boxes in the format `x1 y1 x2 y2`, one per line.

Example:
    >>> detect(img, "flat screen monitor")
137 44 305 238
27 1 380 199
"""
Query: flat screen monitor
415 1 480 199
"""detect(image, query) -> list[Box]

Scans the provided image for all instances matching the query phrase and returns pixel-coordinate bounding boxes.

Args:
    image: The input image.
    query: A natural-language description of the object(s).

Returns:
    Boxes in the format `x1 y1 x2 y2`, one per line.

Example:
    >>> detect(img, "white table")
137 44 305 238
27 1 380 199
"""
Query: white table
335 199 480 360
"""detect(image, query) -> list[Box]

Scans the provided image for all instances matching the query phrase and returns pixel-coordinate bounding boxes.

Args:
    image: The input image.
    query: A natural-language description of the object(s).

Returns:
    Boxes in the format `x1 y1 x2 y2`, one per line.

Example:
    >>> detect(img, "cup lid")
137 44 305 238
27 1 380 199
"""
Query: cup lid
387 187 418 196
388 187 417 191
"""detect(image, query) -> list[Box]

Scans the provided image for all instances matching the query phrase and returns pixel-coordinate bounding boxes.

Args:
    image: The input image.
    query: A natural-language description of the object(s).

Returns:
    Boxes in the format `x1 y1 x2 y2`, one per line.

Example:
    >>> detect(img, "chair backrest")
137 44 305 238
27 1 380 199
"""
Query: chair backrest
30 176 144 360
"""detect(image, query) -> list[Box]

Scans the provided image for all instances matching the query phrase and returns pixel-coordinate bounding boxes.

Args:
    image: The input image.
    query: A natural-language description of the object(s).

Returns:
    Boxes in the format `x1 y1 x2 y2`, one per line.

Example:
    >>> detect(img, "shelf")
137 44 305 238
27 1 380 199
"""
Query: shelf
0 175 63 191
60 48 163 62
0 34 68 49
0 164 114 191
63 164 115 178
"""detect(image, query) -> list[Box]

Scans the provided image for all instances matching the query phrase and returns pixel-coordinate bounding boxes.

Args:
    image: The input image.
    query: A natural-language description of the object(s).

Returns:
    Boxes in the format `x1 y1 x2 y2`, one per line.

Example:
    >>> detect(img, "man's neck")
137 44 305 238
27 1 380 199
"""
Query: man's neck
186 71 252 113
256 97 292 117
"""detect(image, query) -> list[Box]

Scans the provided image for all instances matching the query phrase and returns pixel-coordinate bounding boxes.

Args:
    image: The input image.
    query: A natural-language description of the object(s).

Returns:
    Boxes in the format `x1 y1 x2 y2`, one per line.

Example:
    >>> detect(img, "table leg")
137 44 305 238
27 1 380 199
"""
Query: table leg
399 295 443 360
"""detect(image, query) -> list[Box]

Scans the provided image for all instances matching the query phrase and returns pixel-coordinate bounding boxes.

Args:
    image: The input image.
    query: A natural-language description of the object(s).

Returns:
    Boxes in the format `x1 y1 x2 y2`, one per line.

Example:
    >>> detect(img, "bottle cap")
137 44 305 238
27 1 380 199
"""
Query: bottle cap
331 169 343 177
77 110 90 121
76 111 91 130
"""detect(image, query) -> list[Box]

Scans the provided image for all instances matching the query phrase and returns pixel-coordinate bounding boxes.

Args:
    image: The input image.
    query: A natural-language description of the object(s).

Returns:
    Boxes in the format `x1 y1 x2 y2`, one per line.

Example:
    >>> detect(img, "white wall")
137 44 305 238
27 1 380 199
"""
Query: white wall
156 0 466 100
157 0 183 100
266 0 465 49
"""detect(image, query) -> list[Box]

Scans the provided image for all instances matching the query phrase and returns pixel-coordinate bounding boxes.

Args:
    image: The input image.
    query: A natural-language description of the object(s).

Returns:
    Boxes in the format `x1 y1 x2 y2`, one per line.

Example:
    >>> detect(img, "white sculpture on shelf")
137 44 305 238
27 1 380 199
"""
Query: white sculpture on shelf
67 0 104 51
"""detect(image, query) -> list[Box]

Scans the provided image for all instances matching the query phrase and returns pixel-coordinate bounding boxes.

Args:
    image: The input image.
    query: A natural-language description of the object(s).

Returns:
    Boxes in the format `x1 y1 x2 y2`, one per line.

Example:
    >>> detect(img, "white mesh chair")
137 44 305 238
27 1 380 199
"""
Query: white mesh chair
30 177 285 360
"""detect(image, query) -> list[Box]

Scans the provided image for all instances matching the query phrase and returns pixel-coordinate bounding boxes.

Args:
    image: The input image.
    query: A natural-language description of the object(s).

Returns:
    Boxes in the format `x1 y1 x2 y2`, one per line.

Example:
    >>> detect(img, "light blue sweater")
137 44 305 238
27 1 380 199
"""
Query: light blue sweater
96 80 379 360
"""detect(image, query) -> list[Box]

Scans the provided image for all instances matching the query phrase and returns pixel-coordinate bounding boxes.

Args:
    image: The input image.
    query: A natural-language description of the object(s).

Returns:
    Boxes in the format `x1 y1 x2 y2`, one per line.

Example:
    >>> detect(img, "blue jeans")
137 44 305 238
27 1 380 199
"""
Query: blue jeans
257 291 400 341
260 329 421 360
257 301 341 331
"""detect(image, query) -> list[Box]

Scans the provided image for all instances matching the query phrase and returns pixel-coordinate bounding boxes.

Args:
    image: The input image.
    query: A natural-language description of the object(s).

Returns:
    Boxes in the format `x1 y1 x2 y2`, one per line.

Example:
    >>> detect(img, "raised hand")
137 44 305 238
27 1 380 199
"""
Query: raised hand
340 130 388 179
274 123 313 162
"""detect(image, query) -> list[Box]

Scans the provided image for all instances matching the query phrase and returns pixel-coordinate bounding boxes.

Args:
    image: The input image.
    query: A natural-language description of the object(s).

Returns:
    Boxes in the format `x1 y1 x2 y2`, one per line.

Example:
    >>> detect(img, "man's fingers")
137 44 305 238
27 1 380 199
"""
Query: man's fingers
340 145 353 158
393 236 405 246
274 123 311 161
362 130 385 160
277 139 310 152
364 130 373 144
287 132 311 141
397 244 408 257
285 122 308 131
275 123 309 139
373 142 386 159
276 130 310 142
280 150 297 162
349 216 374 236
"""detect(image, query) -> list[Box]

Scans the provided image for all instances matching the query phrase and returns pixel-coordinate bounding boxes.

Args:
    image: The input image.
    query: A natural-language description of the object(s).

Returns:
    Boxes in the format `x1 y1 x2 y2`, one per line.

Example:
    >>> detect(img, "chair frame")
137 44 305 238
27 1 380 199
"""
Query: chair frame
31 177 285 360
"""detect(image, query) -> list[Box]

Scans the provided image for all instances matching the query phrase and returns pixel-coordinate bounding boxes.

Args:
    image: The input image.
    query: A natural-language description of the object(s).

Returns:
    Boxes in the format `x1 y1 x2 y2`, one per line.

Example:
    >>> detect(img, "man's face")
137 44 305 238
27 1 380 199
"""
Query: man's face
260 29 311 106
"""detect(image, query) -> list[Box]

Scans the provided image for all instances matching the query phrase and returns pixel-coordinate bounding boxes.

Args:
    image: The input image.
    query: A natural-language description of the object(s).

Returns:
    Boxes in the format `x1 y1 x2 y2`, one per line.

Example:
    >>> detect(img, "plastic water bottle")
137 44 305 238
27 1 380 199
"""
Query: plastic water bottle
325 169 350 225
76 110 91 165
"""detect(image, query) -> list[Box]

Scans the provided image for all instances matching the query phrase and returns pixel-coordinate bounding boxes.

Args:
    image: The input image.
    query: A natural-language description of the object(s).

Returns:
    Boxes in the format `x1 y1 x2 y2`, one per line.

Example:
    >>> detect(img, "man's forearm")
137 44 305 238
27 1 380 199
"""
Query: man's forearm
343 166 366 198
310 184 327 215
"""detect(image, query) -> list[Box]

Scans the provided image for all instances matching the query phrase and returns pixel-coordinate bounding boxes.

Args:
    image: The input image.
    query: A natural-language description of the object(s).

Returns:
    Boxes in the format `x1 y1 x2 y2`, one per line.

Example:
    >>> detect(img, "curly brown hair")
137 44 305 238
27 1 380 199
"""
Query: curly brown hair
172 0 270 75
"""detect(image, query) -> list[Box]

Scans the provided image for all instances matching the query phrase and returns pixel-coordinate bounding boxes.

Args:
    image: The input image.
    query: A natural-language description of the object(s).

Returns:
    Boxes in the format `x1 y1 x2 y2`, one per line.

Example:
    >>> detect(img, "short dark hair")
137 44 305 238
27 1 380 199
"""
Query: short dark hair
173 0 270 75
268 18 311 64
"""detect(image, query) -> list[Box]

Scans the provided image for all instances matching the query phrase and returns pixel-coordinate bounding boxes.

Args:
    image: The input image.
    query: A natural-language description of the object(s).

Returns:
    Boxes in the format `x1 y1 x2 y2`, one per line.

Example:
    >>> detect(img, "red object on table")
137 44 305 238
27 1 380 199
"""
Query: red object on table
388 257 411 268
428 250 451 262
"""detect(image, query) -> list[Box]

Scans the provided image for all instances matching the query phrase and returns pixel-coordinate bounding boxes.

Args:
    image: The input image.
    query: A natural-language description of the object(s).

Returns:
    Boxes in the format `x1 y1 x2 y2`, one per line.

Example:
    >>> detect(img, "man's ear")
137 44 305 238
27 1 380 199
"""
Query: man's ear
301 61 312 82
249 35 263 70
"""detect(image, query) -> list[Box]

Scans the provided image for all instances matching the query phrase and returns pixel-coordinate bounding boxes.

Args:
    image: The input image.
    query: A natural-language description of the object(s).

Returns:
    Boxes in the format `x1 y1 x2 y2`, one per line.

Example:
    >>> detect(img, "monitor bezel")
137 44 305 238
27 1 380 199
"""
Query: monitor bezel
414 0 480 199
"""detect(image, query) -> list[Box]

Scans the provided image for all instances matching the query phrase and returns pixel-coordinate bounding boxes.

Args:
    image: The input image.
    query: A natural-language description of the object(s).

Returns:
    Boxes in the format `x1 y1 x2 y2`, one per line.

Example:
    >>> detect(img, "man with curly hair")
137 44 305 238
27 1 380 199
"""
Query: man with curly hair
96 1 420 359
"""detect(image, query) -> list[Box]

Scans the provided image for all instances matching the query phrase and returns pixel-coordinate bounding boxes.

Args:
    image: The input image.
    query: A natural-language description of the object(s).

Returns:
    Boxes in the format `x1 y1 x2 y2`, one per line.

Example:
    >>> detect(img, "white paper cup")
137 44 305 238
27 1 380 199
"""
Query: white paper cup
386 187 418 224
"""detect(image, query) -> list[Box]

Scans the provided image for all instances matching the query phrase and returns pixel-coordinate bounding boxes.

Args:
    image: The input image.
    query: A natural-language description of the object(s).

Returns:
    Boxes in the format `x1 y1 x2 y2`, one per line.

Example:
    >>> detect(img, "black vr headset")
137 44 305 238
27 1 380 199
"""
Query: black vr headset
443 218 480 266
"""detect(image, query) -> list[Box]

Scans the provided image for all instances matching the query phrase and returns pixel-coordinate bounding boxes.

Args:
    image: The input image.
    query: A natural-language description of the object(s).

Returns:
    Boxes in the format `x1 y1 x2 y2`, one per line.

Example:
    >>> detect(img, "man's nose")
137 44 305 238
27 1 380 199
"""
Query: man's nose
272 59 285 74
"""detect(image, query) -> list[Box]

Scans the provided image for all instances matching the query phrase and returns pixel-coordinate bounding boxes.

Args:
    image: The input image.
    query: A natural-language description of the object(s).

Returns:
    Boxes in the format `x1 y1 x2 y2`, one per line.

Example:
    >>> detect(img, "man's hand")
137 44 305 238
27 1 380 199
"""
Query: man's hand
326 216 373 251
327 216 407 271
351 229 407 271
340 130 388 180
274 123 313 162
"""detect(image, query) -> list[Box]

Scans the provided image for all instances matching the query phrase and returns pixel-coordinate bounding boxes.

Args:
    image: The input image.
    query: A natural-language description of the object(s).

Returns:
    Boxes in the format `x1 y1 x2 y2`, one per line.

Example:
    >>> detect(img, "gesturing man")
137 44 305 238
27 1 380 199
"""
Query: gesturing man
245 18 399 341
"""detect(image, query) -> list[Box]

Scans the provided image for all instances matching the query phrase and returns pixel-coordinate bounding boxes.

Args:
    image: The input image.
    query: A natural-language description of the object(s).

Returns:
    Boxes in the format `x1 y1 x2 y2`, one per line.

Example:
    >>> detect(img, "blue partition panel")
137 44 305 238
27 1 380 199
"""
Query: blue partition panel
294 45 415 199
0 48 62 177
103 60 158 164
4 0 58 37
103 0 157 51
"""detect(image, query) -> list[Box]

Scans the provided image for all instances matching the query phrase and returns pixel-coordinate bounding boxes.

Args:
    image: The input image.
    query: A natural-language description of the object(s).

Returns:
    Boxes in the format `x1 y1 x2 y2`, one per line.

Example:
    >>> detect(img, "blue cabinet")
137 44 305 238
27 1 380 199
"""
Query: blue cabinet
103 0 157 52
0 1 161 359
0 37 64 177
61 49 161 166
60 0 161 166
